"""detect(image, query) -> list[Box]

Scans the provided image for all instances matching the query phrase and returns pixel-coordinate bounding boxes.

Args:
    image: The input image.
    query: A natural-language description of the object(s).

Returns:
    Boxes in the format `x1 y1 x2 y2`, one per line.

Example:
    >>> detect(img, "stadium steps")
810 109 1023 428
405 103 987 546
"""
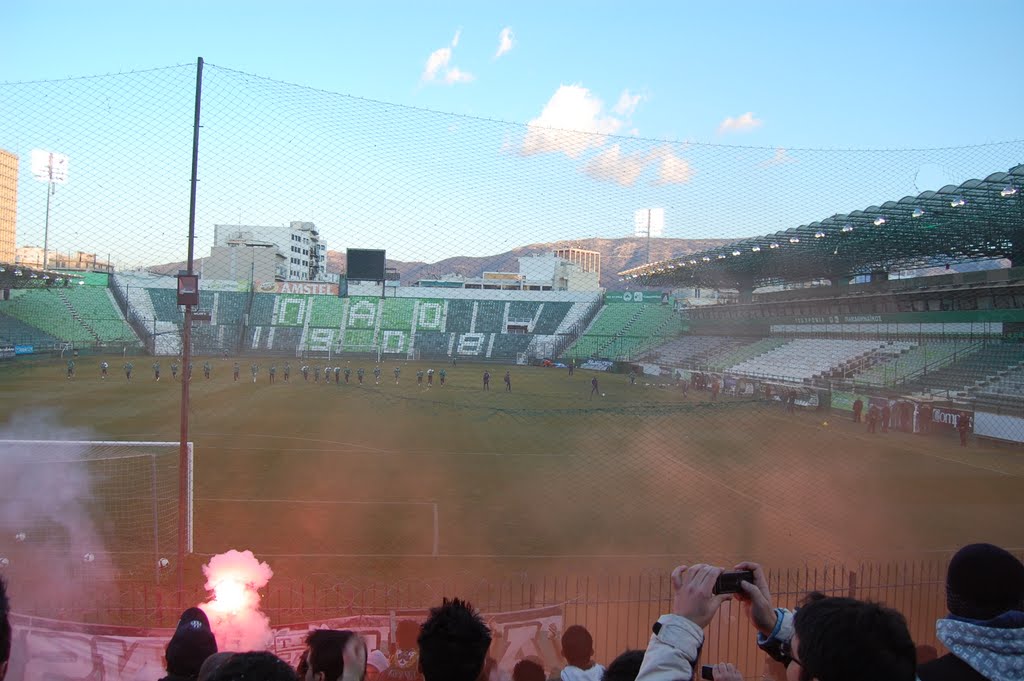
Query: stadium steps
850 341 970 387
709 338 788 371
723 339 890 382
57 290 102 342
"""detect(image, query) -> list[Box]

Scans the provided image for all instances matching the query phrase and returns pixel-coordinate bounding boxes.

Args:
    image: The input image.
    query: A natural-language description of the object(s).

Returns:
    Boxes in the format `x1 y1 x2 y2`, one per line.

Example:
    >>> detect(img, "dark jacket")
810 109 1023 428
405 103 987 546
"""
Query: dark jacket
918 654 987 681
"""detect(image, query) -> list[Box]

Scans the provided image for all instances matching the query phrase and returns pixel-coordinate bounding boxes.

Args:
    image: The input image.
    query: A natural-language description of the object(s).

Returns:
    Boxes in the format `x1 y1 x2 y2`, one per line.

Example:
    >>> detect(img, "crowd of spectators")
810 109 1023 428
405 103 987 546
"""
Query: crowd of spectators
0 542 1020 681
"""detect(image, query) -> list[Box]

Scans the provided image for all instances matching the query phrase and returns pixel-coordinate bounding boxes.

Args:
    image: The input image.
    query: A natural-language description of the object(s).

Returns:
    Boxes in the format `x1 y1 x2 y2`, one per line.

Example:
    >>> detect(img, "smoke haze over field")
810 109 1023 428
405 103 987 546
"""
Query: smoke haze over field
0 410 114 608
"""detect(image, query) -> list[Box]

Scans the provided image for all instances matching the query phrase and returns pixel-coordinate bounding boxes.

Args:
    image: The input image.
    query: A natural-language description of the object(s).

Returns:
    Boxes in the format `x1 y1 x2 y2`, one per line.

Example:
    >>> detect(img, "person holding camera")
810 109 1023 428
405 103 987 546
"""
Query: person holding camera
635 562 917 681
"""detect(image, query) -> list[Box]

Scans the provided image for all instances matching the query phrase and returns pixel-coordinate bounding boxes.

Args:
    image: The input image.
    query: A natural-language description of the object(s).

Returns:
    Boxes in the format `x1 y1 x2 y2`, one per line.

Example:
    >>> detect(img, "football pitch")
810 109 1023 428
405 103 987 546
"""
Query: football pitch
1 354 1022 590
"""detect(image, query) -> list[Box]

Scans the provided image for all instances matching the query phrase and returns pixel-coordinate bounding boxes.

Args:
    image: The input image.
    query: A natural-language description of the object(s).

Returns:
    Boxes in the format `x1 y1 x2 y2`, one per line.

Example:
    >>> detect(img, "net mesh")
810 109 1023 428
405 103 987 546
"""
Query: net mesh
0 63 1022 654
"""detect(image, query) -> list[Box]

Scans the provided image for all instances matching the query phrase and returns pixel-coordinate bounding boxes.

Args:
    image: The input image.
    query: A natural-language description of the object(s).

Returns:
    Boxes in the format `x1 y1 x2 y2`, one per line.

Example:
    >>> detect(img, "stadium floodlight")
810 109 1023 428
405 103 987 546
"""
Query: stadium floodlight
690 259 697 264
789 237 800 244
732 250 741 256
702 256 711 262
0 267 4 272
29 273 37 279
841 224 854 232
77 280 84 286
717 254 726 259
769 243 780 249
42 275 49 280
14 269 21 276
1002 185 1018 197
912 208 925 218
950 197 965 207
814 231 825 238
751 246 761 252
873 217 887 226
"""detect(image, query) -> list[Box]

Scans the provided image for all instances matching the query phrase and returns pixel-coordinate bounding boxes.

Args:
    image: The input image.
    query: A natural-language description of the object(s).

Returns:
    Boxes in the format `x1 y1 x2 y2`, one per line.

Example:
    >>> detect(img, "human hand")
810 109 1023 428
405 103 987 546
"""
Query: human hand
670 564 732 629
733 561 776 636
710 662 743 681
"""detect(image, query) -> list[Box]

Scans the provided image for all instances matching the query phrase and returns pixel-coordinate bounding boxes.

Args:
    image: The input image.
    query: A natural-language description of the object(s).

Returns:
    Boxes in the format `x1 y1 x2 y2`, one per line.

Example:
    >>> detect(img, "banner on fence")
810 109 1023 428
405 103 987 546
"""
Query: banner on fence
9 605 563 681
14 345 34 355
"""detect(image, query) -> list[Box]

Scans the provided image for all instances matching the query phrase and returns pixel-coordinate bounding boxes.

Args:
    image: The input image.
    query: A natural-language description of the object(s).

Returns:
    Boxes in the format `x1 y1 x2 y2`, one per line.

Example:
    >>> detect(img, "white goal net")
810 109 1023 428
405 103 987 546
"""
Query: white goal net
0 440 192 580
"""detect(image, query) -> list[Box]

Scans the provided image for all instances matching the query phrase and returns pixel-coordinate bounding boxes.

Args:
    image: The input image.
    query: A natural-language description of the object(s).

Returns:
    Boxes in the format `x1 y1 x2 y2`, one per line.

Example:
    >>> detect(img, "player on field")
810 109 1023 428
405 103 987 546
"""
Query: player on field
628 370 637 385
590 376 599 399
187 362 193 382
504 370 511 392
427 368 434 386
314 365 321 383
373 365 382 384
100 361 109 380
439 368 446 386
171 360 179 380
283 362 291 382
568 360 574 376
66 359 75 379
416 369 424 386
151 361 159 381
343 366 351 384
124 362 134 381
231 362 239 382
301 365 309 382
203 361 212 380
332 366 340 384
483 370 490 391
357 367 365 385
251 363 259 383
393 366 401 384
269 365 276 384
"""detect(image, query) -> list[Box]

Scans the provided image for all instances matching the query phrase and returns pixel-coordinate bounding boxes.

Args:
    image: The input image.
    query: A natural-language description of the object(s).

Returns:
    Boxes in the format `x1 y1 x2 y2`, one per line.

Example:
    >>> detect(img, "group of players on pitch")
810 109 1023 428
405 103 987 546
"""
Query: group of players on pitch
64 358 452 388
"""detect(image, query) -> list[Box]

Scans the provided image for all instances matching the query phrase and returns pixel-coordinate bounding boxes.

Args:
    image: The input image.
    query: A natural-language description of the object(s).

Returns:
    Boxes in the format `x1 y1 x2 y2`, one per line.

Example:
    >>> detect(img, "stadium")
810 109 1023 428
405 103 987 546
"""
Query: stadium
1 61 1022 679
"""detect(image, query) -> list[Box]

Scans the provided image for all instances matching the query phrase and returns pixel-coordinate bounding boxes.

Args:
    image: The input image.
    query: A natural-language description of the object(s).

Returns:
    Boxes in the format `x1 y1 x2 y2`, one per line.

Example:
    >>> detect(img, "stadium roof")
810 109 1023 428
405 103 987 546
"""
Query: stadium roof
619 164 1024 289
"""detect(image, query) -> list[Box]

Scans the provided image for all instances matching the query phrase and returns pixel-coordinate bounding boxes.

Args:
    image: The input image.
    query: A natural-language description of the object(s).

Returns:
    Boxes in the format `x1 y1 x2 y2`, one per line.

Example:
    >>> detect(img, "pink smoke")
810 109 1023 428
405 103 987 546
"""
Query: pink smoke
200 549 274 651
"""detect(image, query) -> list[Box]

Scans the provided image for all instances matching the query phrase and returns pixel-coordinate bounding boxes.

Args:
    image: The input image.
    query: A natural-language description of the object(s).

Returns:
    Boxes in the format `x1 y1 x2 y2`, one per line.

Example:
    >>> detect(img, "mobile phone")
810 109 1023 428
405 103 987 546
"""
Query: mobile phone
712 569 754 595
700 665 714 680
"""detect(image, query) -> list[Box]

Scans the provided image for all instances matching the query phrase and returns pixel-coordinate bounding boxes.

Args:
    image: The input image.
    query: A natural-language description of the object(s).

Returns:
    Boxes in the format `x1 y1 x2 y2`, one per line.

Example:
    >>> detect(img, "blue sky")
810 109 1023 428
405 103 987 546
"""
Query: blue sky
3 1 1024 267
7 0 1022 148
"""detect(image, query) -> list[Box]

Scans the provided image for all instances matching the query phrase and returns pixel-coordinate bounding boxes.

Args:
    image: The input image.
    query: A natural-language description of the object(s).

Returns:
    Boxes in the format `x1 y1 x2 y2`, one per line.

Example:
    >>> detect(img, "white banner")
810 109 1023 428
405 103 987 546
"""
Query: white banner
9 606 563 681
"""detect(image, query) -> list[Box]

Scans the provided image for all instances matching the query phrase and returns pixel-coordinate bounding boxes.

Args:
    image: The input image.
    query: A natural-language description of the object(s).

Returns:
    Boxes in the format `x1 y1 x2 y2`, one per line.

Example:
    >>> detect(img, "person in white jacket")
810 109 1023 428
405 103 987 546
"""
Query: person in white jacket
636 562 917 681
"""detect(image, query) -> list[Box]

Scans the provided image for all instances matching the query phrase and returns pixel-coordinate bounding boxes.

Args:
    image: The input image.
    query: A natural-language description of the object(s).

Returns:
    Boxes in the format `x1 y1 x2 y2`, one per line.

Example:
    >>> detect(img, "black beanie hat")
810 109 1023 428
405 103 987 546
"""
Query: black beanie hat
166 607 218 677
946 543 1024 620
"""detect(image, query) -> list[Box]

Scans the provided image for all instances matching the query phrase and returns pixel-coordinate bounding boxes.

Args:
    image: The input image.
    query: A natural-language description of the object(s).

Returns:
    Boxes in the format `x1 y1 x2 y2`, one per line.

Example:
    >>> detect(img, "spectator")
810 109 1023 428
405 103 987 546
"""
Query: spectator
418 598 492 681
210 651 297 681
366 650 390 681
602 650 644 681
302 629 367 681
918 543 1024 681
634 562 918 681
161 607 219 681
560 625 604 681
381 620 423 681
0 577 9 681
198 652 235 681
514 659 547 681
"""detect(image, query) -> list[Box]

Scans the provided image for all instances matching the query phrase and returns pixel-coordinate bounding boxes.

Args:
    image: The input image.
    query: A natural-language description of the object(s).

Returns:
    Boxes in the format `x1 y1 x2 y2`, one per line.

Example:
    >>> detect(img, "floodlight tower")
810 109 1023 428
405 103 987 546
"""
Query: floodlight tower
634 208 665 264
31 150 69 270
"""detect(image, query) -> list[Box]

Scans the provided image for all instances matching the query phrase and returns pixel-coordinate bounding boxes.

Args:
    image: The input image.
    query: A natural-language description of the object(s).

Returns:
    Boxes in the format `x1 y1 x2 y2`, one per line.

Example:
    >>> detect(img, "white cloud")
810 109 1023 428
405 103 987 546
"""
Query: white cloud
717 111 763 134
520 85 625 158
421 30 473 85
760 147 796 167
444 67 474 84
584 144 647 186
495 27 515 58
651 146 695 185
613 90 643 117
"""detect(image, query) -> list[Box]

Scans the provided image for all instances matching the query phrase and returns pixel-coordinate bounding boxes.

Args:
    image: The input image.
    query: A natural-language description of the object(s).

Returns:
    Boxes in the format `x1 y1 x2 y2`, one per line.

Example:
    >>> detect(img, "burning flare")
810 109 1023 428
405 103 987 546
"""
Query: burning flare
201 549 274 651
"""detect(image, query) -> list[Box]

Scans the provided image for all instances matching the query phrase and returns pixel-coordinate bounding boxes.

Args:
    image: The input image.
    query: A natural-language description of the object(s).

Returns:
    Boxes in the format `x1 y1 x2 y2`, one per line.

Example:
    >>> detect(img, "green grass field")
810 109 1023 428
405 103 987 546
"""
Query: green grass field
1 354 1022 595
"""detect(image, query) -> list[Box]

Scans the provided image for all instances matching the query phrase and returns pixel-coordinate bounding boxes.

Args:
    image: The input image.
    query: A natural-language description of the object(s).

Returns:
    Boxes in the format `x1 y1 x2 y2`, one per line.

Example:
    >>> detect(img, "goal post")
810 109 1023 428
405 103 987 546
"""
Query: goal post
0 439 193 580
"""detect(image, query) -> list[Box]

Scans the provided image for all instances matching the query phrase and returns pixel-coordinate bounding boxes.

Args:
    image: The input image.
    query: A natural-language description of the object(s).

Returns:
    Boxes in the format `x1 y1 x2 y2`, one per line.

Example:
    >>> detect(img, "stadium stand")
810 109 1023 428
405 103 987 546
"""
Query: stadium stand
849 341 976 387
723 339 901 382
0 312 59 348
905 341 1024 397
567 304 681 360
977 364 1024 397
706 337 788 371
646 335 749 367
0 287 136 346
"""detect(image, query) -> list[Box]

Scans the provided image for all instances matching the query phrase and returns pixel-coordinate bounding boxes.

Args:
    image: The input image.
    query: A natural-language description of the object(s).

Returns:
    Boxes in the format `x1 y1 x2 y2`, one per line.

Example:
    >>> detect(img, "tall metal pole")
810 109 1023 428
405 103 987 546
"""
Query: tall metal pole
42 183 53 269
179 56 204 598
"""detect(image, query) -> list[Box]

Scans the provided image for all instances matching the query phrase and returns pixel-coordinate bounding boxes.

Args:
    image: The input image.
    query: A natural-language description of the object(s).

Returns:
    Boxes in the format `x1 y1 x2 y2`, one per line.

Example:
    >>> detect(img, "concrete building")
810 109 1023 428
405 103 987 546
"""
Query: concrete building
415 252 601 292
16 246 113 272
211 221 328 281
554 247 601 282
0 150 17 264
